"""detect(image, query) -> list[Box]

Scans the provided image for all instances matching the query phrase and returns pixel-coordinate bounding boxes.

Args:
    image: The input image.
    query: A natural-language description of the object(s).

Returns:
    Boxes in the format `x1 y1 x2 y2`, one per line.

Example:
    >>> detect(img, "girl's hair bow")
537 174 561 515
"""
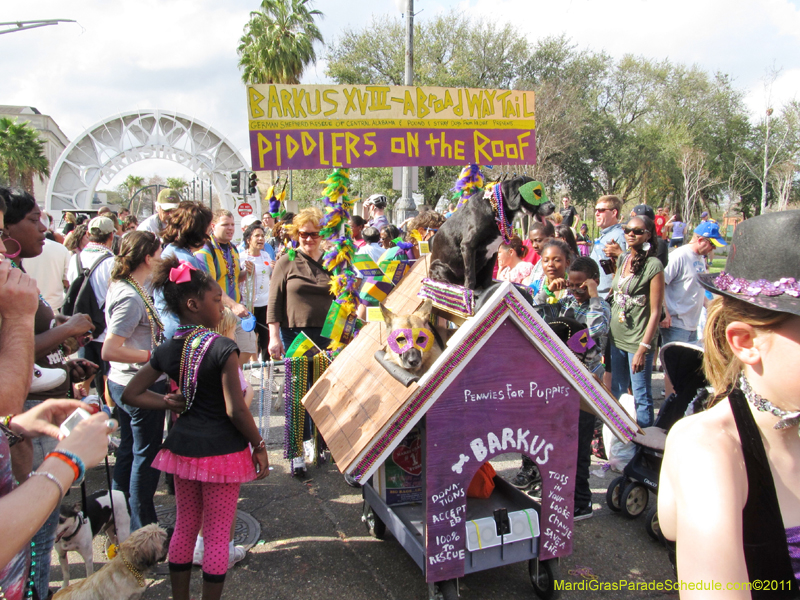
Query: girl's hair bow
169 260 196 284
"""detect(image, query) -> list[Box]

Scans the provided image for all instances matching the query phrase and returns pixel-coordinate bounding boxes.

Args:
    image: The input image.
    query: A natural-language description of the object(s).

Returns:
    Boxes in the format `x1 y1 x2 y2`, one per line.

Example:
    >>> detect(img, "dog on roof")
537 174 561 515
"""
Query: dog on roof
429 176 554 290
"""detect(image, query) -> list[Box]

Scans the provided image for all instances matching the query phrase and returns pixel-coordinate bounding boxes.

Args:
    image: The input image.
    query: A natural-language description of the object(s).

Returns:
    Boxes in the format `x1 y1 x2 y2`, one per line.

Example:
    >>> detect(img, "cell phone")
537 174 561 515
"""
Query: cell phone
59 407 91 437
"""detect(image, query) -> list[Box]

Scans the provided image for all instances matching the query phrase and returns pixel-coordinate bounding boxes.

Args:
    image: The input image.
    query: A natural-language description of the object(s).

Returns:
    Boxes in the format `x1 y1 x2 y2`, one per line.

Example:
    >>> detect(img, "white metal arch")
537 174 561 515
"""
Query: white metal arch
45 109 251 216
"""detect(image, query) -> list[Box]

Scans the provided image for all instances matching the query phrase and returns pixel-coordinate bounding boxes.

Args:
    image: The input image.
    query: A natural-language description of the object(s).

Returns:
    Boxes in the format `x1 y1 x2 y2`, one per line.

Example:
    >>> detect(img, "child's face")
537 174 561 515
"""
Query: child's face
542 246 568 281
567 271 593 303
193 281 224 329
530 230 548 253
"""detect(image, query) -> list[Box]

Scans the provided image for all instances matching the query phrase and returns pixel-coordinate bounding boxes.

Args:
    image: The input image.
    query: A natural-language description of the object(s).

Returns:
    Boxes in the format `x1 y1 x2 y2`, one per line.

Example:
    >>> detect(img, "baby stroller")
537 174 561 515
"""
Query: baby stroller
605 342 709 539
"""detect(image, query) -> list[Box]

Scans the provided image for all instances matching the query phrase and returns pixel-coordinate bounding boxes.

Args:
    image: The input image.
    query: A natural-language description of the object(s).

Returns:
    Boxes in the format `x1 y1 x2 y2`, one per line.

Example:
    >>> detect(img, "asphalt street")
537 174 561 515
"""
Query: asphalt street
54 370 678 600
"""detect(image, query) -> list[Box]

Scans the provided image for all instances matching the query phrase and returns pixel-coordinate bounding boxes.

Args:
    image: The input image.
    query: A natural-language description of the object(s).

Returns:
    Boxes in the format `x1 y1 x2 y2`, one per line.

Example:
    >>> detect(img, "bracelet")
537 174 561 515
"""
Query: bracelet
1 415 14 427
29 471 65 498
253 439 266 452
639 341 652 350
45 449 86 485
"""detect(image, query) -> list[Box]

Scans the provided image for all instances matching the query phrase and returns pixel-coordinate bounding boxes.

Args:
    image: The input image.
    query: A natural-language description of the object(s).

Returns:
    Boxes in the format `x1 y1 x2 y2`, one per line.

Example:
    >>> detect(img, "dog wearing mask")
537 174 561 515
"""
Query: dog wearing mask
381 300 447 375
429 176 554 290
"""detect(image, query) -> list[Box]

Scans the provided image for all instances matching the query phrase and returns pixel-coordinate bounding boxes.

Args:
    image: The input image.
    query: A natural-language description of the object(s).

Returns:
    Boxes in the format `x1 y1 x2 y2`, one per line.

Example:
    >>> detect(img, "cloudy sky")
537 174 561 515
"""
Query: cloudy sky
4 0 799 188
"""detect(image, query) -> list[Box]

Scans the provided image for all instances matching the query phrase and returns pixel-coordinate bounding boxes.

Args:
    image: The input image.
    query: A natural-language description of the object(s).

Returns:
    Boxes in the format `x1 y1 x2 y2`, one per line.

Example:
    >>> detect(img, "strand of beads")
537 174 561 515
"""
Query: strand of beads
125 278 165 348
489 184 514 244
176 326 219 412
283 358 308 464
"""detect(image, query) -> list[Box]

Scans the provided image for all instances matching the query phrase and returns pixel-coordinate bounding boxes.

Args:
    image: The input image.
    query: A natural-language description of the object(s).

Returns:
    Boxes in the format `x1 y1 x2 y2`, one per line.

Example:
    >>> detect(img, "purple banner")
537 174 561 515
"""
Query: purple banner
424 320 578 582
249 127 536 171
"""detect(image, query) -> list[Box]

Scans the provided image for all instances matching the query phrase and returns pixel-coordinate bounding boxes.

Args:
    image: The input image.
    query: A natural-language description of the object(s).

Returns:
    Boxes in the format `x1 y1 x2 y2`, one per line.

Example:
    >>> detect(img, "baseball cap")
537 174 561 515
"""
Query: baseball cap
241 215 259 229
631 204 655 220
87 216 116 235
156 188 181 210
694 221 727 246
700 211 709 218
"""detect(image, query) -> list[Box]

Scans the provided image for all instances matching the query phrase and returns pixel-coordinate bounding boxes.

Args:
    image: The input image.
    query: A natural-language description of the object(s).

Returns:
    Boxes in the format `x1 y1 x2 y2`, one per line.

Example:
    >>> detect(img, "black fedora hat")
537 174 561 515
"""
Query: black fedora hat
698 210 800 316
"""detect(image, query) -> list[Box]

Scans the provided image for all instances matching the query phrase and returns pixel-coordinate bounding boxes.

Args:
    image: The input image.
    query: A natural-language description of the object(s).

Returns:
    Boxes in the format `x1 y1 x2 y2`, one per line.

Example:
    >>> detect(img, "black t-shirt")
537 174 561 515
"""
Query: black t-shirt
30 297 71 402
560 205 578 227
151 335 247 458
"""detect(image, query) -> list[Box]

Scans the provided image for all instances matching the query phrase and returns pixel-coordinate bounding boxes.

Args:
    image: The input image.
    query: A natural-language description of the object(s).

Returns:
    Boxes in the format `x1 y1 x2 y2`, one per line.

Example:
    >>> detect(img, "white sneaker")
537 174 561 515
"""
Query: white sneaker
228 545 246 568
292 456 307 476
30 366 67 393
192 540 204 566
303 439 315 464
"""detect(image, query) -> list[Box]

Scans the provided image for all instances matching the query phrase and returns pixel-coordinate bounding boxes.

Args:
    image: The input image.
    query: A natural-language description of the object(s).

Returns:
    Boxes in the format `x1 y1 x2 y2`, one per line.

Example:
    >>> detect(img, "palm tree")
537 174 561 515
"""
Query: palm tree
166 177 189 193
0 117 50 194
238 0 324 84
122 175 145 210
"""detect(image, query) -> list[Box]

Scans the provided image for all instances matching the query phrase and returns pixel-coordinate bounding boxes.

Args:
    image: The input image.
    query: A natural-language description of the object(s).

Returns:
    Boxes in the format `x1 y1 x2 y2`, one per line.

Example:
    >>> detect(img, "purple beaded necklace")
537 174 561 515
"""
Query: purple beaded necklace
175 325 220 413
488 184 514 244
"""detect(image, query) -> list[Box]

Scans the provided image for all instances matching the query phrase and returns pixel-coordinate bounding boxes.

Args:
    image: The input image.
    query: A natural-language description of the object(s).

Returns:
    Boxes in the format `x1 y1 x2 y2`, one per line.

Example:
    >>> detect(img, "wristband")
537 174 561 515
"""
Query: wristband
29 470 65 498
1 415 14 427
639 341 652 350
46 449 86 485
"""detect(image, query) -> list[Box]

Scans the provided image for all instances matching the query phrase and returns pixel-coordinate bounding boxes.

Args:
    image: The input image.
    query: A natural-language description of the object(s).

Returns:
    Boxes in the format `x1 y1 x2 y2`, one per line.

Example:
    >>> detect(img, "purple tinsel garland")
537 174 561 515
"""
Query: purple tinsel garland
713 272 800 298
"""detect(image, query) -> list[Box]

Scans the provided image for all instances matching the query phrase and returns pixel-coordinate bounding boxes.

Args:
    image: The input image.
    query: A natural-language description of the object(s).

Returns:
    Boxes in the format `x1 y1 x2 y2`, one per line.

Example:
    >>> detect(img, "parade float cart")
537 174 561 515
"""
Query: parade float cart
303 257 638 599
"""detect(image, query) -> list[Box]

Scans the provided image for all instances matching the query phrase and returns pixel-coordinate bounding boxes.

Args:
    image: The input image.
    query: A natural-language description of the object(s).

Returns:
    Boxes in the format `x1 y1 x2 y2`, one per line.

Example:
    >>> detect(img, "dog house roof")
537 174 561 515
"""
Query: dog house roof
303 257 639 482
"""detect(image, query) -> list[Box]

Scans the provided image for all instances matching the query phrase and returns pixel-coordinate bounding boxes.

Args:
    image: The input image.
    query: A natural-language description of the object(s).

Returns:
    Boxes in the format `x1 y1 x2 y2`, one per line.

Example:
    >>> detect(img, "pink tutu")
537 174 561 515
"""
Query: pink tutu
152 447 256 483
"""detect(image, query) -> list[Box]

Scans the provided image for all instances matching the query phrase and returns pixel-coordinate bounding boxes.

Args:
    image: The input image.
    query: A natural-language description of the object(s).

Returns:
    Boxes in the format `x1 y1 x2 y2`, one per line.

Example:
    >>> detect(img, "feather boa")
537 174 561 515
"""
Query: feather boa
319 169 358 350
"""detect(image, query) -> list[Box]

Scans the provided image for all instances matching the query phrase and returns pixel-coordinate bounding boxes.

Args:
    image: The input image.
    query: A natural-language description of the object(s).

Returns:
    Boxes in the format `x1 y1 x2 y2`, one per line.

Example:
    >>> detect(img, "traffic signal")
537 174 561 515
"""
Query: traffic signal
230 171 241 194
248 172 258 195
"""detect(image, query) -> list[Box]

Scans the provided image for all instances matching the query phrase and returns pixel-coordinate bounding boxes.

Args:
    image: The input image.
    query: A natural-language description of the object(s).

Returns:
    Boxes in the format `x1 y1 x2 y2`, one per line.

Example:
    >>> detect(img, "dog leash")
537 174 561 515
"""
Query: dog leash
79 456 120 556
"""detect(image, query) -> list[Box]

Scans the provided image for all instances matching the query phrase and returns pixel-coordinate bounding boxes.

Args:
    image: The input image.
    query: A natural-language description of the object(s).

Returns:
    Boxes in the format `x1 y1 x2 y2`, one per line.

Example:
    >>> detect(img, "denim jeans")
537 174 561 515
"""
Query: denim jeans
23 400 60 599
659 326 698 346
108 379 167 531
609 341 655 428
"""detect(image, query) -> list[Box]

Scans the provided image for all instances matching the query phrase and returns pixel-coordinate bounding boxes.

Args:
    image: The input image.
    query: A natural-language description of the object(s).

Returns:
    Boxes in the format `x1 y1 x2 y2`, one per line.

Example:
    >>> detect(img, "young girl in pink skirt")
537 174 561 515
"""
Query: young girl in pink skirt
123 257 269 600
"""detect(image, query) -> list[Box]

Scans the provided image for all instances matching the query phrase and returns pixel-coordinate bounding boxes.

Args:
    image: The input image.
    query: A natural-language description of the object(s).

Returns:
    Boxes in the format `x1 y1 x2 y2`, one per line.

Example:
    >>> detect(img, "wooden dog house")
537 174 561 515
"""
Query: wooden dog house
303 257 638 584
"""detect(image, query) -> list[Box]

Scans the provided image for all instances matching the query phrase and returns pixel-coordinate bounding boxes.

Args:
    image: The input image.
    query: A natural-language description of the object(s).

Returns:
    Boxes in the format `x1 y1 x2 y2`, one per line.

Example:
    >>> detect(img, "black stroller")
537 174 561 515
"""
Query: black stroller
605 342 710 539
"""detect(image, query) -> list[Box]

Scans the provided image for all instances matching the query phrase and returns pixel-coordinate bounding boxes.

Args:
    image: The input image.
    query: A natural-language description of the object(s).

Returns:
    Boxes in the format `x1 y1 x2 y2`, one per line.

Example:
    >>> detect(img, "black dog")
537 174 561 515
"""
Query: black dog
429 176 554 290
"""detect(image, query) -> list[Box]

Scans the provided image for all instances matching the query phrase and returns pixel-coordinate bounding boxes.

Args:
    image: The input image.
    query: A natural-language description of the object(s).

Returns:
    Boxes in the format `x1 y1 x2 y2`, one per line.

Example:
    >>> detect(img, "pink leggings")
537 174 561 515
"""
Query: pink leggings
169 475 240 577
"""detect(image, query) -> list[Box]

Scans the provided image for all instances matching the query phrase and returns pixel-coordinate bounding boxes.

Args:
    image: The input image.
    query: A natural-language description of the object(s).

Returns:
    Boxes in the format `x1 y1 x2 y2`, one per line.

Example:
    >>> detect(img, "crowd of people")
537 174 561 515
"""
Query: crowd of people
0 181 798 599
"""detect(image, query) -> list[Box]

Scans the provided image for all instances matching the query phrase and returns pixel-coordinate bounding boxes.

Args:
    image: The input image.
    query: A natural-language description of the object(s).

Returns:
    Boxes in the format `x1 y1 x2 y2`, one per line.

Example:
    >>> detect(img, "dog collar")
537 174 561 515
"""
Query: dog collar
60 514 86 542
388 327 434 354
121 551 146 587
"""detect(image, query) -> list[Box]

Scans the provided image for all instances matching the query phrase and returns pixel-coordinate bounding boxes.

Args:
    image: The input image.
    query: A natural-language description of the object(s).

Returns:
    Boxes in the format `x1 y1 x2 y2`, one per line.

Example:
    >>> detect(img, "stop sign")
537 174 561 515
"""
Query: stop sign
238 203 253 217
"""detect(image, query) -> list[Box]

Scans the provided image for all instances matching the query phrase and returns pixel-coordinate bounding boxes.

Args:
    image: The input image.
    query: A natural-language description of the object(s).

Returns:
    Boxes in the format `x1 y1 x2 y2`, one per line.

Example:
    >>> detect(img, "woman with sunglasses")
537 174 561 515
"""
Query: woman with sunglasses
608 215 664 428
267 208 334 475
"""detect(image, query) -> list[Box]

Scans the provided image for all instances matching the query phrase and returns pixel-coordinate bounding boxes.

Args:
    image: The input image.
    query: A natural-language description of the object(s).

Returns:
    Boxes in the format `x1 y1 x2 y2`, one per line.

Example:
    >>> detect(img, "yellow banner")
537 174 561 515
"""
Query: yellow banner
247 84 535 130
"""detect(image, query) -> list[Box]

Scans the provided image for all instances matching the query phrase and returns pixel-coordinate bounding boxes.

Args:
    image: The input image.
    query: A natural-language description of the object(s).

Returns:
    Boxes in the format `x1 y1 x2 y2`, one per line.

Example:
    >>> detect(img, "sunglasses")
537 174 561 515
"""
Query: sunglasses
595 207 613 213
623 227 647 236
298 231 320 239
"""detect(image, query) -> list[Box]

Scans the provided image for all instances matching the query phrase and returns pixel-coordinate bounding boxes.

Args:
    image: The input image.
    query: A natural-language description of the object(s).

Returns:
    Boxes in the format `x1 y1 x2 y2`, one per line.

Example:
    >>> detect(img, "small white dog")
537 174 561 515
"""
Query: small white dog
54 490 131 588
52 524 168 600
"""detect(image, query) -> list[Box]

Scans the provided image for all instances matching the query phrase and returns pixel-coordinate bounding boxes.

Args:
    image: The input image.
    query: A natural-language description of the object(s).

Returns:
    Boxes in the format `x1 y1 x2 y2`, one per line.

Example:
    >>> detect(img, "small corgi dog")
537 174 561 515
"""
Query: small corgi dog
381 300 446 375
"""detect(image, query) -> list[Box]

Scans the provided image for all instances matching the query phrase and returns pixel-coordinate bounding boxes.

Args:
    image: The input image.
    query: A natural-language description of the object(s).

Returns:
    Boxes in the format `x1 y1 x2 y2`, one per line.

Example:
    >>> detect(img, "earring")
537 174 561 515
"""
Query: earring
642 242 651 252
2 237 22 259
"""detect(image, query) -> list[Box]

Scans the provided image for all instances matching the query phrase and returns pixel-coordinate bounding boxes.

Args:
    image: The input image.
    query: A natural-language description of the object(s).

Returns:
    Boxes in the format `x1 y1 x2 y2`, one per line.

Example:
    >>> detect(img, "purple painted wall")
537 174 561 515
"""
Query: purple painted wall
424 319 579 582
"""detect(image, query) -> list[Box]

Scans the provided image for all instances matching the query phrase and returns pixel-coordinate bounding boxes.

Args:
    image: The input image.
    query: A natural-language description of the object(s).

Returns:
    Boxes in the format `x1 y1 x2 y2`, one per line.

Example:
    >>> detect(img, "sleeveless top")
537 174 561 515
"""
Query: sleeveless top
729 388 800 597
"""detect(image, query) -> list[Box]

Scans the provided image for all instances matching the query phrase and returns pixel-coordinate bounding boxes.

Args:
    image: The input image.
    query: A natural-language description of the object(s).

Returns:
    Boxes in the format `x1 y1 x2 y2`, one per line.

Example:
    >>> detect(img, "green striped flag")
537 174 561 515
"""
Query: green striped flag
285 331 321 358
